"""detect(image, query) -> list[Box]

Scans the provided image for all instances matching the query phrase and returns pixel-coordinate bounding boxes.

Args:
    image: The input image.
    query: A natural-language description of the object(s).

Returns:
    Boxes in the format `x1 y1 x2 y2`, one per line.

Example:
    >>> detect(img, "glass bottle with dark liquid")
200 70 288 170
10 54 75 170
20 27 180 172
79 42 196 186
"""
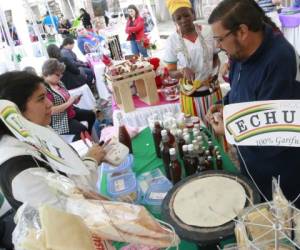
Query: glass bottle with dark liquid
169 148 181 184
216 155 223 170
152 121 162 158
176 129 185 159
205 156 213 170
161 132 171 180
185 144 198 176
117 114 132 154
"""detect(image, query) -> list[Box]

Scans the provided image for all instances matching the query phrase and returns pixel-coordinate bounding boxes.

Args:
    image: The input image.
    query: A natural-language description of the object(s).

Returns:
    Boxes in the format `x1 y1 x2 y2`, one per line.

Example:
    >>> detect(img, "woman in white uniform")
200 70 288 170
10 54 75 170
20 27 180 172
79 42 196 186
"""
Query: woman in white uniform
164 0 222 127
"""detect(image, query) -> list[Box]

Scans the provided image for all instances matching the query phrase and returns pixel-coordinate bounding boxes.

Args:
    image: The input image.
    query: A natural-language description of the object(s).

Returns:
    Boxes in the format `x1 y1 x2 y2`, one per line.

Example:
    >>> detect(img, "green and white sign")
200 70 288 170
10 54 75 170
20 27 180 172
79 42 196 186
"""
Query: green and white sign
224 100 300 147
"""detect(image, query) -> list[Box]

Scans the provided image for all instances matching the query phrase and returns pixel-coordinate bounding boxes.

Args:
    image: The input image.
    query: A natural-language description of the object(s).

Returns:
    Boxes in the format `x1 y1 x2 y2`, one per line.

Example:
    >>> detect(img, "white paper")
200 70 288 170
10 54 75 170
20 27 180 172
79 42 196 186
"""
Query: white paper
114 179 125 192
149 192 167 200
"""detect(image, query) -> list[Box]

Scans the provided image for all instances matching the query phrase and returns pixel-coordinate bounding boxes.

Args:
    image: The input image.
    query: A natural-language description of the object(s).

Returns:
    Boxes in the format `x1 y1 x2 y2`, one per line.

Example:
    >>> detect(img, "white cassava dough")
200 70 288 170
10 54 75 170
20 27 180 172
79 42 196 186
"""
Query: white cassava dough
173 176 246 227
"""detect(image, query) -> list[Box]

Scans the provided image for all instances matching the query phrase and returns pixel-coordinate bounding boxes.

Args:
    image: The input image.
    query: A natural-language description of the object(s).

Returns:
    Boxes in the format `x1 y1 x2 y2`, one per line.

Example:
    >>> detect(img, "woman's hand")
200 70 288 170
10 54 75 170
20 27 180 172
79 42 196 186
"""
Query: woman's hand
74 95 82 105
67 96 78 106
86 144 106 165
182 67 195 83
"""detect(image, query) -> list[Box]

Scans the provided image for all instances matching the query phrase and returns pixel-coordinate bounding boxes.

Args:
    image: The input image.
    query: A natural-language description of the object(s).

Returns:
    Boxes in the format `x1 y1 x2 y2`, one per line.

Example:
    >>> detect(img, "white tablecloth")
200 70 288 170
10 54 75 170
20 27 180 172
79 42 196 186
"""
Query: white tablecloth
113 102 181 128
93 62 111 100
69 84 96 110
283 26 300 55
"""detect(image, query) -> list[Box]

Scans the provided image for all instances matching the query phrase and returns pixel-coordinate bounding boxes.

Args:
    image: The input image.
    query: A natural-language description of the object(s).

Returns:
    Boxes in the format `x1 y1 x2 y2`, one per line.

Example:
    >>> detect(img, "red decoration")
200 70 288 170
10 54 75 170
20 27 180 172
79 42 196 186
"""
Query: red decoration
149 58 162 88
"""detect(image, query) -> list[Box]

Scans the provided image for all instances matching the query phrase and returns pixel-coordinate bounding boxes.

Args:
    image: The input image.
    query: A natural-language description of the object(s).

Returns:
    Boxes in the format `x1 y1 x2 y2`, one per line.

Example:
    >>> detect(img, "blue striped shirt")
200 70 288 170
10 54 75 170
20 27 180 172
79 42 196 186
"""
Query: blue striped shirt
258 0 276 13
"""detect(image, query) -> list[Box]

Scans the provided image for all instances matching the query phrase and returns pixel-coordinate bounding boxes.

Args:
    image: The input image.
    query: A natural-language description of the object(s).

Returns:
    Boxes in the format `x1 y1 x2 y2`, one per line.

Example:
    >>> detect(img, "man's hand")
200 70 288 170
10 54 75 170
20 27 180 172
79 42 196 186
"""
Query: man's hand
206 104 225 136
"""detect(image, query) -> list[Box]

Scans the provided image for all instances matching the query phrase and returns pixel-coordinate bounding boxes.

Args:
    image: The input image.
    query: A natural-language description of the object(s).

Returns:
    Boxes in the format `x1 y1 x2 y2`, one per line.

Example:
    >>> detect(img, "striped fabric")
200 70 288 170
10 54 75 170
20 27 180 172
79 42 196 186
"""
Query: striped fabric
180 87 222 128
258 0 277 13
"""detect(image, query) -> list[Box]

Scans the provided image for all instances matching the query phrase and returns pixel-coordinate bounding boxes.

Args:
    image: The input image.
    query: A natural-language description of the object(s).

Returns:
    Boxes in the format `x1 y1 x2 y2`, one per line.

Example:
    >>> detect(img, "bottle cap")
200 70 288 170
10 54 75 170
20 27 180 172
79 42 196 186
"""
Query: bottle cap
192 140 197 144
161 130 167 136
183 128 189 134
183 134 190 143
197 136 203 141
193 131 200 137
176 129 182 136
188 144 194 151
217 155 222 159
194 124 200 129
169 148 176 155
182 145 188 152
208 156 212 160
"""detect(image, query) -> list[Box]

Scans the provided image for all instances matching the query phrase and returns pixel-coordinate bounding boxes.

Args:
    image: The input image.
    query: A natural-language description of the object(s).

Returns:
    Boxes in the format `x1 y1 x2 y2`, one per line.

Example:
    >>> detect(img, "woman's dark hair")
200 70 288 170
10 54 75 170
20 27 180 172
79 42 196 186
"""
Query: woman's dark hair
47 44 61 59
80 8 88 14
61 37 75 48
208 0 277 32
127 5 139 19
0 71 44 138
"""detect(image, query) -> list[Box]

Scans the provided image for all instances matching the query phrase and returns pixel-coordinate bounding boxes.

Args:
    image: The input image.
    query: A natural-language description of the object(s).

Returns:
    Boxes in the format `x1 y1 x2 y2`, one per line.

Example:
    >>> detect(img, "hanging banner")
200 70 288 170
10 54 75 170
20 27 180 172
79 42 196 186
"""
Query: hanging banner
0 100 89 175
223 100 300 147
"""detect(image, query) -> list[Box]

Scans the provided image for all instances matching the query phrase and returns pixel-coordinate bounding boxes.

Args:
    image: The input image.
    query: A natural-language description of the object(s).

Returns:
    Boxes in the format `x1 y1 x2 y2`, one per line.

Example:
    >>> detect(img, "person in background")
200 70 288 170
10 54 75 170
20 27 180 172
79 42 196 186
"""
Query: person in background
79 8 92 30
42 59 95 141
164 0 222 127
257 0 282 29
59 17 72 37
26 20 38 42
206 0 300 206
60 37 95 87
76 27 106 55
0 70 105 210
23 66 37 76
47 44 87 90
43 11 59 34
125 4 148 57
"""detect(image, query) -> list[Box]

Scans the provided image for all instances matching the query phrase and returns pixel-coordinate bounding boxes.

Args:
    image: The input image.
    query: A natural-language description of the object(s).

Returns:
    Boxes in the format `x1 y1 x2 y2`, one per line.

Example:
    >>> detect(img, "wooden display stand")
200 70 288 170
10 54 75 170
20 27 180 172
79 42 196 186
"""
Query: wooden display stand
106 66 159 112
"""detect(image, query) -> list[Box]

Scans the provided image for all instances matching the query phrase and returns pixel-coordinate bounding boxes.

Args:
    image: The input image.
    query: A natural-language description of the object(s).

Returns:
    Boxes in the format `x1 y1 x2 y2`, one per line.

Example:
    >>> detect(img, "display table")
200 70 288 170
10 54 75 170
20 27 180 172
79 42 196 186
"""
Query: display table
279 7 300 55
86 58 111 100
100 127 238 250
112 92 180 127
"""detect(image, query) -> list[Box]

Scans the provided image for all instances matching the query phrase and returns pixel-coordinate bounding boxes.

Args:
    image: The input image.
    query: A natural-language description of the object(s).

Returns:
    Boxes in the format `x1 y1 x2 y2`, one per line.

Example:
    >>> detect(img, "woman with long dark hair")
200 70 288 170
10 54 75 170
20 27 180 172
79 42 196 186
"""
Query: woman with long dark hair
47 44 86 90
125 4 148 57
79 8 92 29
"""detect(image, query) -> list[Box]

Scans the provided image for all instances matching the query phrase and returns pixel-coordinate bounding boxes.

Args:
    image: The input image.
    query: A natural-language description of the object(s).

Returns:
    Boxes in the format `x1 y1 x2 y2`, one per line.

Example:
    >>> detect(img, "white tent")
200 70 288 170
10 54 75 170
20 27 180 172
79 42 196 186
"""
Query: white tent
0 0 48 73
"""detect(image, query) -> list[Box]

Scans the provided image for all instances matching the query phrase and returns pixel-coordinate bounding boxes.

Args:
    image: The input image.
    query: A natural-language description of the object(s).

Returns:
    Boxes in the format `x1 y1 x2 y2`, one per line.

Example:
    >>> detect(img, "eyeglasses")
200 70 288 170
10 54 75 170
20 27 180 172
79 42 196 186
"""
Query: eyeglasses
213 30 234 44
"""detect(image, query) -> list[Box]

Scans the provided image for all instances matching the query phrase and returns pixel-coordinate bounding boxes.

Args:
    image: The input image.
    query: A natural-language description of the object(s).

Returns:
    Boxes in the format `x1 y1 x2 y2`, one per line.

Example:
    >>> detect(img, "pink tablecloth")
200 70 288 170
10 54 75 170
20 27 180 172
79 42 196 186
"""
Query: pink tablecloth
112 91 179 111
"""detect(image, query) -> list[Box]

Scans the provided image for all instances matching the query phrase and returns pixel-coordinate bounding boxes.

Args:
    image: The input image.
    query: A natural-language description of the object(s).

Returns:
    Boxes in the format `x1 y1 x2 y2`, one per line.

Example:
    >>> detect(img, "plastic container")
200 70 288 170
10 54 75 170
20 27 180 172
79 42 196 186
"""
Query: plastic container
107 172 139 203
143 179 173 214
101 154 134 179
137 168 166 197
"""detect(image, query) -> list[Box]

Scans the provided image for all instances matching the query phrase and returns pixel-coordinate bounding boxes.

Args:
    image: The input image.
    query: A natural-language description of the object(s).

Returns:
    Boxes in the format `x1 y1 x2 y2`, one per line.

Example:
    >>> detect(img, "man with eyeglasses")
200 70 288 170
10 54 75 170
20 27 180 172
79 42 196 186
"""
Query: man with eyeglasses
206 0 300 207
